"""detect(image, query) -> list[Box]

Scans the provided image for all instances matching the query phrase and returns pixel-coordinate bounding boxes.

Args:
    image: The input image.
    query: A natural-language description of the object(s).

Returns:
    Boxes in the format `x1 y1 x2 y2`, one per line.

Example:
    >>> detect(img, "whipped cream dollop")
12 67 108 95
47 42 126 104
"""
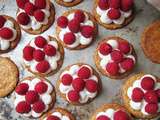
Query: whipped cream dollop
44 111 70 120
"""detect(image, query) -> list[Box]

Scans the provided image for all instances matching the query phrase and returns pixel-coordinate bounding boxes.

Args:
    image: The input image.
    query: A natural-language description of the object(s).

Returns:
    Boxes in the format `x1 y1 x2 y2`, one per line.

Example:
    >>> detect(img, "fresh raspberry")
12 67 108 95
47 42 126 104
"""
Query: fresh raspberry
74 10 85 23
107 8 121 20
111 50 124 63
32 100 45 113
61 74 73 85
25 90 39 104
114 110 130 120
144 91 158 103
0 15 6 28
106 62 119 75
96 115 110 120
72 78 85 92
16 0 29 9
63 32 76 45
118 41 130 54
80 25 94 38
67 90 80 102
141 77 155 90
156 89 160 97
109 0 120 9
24 2 36 15
33 49 45 62
121 0 134 12
44 44 56 56
120 58 134 71
131 87 144 102
47 115 60 120
17 12 30 25
35 36 47 48
35 0 46 9
98 0 109 10
0 27 13 39
23 46 35 61
78 66 91 79
57 16 68 28
15 83 29 95
99 42 112 55
36 60 50 73
16 101 31 113
85 80 98 93
145 103 158 114
35 82 48 94
68 19 80 33
34 10 45 22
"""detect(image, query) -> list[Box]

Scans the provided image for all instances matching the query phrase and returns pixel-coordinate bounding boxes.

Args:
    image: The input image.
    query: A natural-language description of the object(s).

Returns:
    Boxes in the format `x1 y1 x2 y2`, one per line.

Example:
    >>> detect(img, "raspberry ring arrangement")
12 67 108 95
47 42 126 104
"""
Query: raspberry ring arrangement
40 107 75 120
55 0 83 7
94 36 136 79
91 103 132 120
56 9 98 50
122 73 160 119
22 36 64 77
93 0 134 29
16 0 55 34
0 15 21 53
57 63 101 105
14 76 56 118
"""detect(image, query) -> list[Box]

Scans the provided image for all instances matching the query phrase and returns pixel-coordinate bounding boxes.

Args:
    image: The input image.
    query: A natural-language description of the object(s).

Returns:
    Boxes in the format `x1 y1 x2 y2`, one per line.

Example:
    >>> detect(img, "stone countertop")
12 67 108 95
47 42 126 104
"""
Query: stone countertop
0 0 160 120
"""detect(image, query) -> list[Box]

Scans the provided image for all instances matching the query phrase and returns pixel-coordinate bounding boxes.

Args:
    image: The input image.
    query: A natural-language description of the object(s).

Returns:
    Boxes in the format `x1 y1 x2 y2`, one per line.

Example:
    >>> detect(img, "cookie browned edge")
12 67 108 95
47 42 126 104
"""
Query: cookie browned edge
90 103 133 120
0 57 19 97
14 76 56 119
141 20 160 64
55 0 83 7
56 9 98 50
56 63 102 106
94 36 137 80
0 15 21 54
16 0 55 35
93 0 135 30
121 73 160 119
40 107 76 120
25 36 64 77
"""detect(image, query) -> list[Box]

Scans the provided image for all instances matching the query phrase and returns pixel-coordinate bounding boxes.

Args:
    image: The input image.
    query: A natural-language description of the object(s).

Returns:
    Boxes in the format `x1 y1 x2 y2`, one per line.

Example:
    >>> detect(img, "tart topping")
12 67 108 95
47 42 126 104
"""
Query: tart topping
110 50 123 63
25 90 39 104
32 100 45 113
141 77 155 90
107 8 121 20
68 90 80 102
72 78 85 92
47 116 60 120
16 101 31 113
109 0 121 9
120 58 134 71
15 83 29 95
99 42 112 55
97 115 110 120
106 62 119 75
63 32 76 45
78 66 91 79
36 60 50 73
68 19 80 33
74 10 85 23
98 0 109 10
85 80 98 93
61 74 73 85
34 10 45 22
16 0 29 9
131 87 144 102
33 49 45 62
35 36 47 48
57 16 68 28
17 12 30 25
0 16 6 28
23 46 35 61
144 91 158 103
0 27 13 39
145 103 158 114
80 25 94 38
35 0 46 9
24 2 36 16
121 0 134 11
35 82 48 94
113 110 130 120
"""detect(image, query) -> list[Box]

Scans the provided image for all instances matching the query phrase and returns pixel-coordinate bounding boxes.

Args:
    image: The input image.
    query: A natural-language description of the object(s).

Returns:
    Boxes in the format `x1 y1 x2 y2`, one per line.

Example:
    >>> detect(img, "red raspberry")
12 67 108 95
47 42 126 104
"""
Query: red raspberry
16 101 31 113
44 44 56 56
78 66 91 79
106 62 119 75
156 89 160 97
47 115 60 120
23 46 35 61
35 0 46 9
111 50 124 63
63 32 76 45
67 90 80 102
86 80 98 93
80 25 94 38
35 82 48 94
120 58 134 71
36 60 50 73
17 12 30 25
25 90 39 104
34 10 45 22
0 27 13 39
97 115 110 120
121 0 134 12
118 41 130 54
35 36 47 48
99 42 112 55
32 100 45 113
144 91 158 103
15 83 29 95
33 49 45 62
72 78 85 92
131 87 144 102
74 10 85 23
24 2 36 15
0 15 6 28
16 0 29 9
61 74 73 85
57 16 68 28
98 0 109 10
68 19 80 33
109 0 120 9
114 110 130 120
107 8 121 20
145 103 158 114
141 77 155 90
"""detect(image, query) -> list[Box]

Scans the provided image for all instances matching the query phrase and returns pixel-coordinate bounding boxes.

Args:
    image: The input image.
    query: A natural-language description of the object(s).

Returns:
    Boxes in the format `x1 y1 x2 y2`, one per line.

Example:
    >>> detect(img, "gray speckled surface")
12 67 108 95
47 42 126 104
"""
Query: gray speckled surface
0 0 160 120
